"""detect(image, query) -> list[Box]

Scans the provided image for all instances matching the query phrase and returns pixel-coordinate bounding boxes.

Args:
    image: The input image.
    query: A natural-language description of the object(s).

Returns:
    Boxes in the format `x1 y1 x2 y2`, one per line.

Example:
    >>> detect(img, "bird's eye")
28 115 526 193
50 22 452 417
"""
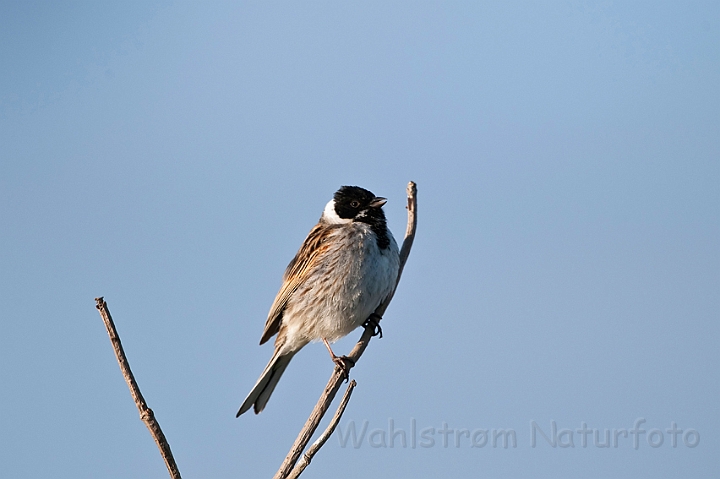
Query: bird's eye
350 200 360 208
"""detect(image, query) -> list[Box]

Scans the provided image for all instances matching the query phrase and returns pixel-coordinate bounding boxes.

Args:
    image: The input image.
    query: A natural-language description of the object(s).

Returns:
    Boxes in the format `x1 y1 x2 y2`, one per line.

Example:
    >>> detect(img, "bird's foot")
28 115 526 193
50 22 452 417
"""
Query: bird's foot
332 355 355 382
363 313 383 338
322 337 355 382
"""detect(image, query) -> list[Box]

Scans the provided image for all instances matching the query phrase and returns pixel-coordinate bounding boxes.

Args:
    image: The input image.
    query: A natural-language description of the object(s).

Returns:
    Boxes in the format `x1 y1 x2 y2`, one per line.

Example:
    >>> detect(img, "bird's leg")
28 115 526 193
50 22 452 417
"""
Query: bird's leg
363 312 383 338
322 338 354 382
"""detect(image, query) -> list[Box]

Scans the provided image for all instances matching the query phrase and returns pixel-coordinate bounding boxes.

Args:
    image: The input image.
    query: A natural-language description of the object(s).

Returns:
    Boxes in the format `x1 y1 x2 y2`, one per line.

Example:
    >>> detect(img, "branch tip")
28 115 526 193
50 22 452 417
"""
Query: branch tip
96 298 182 479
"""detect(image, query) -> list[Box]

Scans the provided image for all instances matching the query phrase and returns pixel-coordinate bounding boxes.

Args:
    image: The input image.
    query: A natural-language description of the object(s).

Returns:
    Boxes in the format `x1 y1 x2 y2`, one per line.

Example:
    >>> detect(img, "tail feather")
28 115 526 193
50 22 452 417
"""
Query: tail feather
236 351 295 416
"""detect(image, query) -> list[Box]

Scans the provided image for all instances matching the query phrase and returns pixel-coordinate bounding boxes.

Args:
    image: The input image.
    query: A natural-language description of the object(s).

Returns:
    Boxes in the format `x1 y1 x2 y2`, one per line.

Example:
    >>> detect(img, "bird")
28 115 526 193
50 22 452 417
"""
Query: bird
236 185 400 416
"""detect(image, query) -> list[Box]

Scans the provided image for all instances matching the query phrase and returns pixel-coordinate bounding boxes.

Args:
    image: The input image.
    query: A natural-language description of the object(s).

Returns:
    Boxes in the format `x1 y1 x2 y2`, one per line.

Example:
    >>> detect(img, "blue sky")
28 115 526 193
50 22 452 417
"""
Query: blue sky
1 1 718 478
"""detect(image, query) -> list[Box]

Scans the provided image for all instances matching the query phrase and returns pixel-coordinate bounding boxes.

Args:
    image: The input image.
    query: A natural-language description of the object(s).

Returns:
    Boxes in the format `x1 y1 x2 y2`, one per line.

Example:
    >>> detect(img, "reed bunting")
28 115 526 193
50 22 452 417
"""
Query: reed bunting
236 186 400 416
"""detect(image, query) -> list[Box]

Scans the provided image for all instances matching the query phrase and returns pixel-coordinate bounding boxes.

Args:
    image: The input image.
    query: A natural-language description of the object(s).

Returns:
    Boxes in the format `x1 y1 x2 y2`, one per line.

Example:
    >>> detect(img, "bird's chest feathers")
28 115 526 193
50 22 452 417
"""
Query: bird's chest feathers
330 224 397 300
286 223 398 341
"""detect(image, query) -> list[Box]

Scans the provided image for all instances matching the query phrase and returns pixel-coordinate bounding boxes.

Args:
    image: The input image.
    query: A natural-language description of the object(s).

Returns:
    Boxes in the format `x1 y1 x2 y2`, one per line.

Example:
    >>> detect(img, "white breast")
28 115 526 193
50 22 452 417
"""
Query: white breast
280 222 400 350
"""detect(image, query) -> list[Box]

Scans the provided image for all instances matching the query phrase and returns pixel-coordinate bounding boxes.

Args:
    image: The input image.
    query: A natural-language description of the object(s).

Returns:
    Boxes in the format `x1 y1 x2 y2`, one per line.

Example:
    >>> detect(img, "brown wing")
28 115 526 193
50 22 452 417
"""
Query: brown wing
259 223 336 345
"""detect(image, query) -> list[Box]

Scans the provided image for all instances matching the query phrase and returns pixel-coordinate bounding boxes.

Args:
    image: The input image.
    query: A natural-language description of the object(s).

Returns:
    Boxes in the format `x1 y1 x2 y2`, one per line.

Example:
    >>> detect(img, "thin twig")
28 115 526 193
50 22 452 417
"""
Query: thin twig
95 297 182 479
286 380 357 479
273 181 417 479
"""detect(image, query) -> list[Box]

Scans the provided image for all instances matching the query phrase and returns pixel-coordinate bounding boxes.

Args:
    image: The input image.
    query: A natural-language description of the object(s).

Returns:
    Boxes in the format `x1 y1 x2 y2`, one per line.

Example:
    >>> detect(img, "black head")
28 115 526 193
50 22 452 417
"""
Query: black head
332 186 386 220
330 185 391 249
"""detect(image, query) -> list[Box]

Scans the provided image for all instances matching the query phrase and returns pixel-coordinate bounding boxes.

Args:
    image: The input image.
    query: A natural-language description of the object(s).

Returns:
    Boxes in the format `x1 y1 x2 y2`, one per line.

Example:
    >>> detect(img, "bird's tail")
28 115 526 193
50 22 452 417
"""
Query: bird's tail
236 350 296 416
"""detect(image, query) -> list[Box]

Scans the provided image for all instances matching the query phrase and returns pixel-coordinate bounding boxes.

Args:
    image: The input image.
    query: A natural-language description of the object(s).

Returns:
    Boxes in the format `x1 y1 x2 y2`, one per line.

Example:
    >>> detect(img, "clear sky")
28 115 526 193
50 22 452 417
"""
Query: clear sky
1 1 718 478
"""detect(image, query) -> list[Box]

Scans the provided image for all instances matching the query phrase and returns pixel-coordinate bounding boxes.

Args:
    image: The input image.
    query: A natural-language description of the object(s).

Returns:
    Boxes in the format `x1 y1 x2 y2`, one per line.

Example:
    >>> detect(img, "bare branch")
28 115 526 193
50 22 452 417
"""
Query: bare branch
286 380 357 479
95 297 182 479
273 181 418 479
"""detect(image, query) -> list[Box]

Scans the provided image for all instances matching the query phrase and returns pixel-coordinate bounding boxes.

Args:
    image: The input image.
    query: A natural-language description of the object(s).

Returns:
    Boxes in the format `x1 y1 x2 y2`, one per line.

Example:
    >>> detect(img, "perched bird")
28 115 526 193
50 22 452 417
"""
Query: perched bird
236 186 400 416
